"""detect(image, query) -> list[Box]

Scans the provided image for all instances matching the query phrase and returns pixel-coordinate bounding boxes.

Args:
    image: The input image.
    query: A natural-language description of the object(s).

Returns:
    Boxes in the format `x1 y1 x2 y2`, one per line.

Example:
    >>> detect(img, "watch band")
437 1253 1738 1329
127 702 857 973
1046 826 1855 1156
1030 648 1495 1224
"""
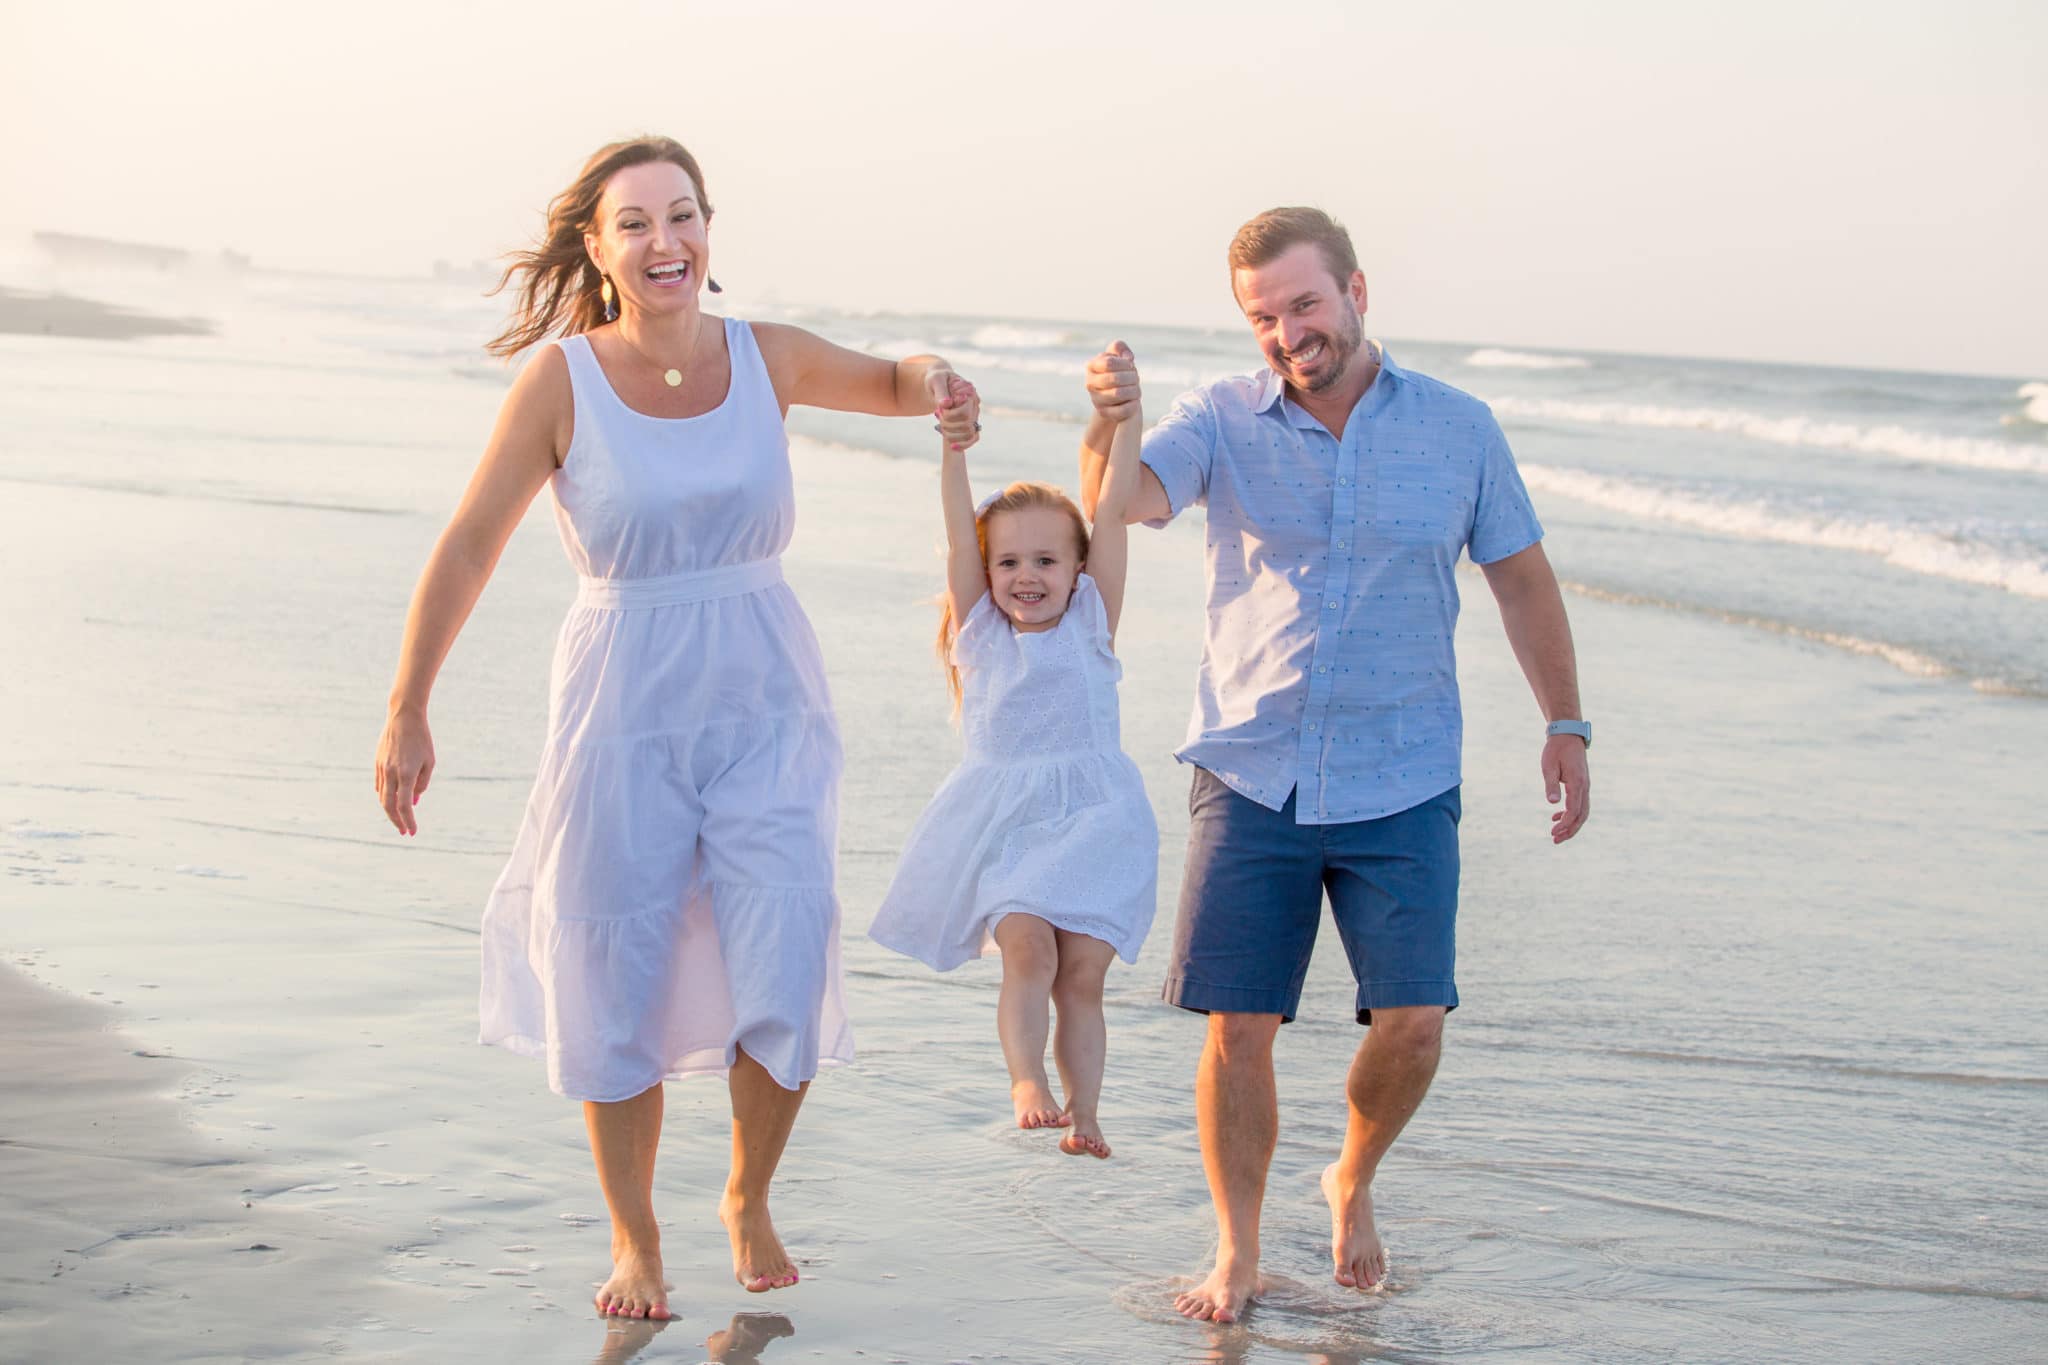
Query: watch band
1546 719 1592 749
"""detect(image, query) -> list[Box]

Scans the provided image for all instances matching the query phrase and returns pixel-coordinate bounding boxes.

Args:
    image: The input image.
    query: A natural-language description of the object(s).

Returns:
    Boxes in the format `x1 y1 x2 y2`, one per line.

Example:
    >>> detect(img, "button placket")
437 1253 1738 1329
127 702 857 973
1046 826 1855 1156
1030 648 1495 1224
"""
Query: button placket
1299 429 1358 817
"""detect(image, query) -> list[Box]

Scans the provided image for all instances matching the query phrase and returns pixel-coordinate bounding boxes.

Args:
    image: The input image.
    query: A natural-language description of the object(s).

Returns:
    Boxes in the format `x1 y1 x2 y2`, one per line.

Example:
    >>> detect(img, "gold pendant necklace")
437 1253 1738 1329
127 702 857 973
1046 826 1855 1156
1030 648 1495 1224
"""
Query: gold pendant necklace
617 315 701 390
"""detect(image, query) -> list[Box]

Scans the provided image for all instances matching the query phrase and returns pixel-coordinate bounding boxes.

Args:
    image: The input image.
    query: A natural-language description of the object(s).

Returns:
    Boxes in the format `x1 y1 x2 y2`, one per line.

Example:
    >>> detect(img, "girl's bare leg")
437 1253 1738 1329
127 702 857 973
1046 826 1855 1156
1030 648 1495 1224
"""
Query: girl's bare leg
1049 930 1117 1157
992 914 1069 1128
721 1046 808 1292
585 1083 671 1319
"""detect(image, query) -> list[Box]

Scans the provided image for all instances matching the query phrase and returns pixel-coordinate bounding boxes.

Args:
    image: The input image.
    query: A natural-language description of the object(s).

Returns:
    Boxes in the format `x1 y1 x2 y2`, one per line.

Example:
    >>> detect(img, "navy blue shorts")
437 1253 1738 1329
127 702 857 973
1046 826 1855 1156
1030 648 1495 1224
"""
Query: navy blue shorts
1164 768 1461 1025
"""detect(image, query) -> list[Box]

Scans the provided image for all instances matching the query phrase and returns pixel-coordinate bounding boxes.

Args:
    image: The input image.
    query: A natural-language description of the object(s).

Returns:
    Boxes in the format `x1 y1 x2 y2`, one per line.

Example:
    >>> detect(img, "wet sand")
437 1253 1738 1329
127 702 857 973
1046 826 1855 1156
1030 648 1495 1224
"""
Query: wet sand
0 963 405 1359
0 286 211 340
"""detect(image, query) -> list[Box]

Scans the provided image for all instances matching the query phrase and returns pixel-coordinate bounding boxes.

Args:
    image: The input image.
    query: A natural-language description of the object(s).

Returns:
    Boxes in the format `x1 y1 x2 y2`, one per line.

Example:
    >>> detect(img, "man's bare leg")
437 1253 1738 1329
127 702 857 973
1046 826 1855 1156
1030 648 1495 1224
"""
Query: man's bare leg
993 914 1070 1129
1175 1011 1280 1324
721 1046 808 1292
585 1082 672 1319
1322 1005 1444 1291
1048 929 1117 1157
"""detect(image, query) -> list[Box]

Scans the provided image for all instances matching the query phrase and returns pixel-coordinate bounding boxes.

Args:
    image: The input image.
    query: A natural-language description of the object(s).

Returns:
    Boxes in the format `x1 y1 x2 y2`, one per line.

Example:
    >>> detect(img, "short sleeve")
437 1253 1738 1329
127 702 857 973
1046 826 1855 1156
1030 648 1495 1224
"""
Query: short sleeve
1139 388 1218 529
1059 574 1122 672
1468 417 1544 565
949 590 1009 669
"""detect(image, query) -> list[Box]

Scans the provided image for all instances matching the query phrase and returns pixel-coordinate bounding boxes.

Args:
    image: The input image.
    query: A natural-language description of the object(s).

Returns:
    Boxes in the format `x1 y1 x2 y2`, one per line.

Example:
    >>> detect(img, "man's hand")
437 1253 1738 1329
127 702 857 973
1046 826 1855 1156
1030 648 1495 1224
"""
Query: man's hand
1085 342 1141 422
1542 733 1590 843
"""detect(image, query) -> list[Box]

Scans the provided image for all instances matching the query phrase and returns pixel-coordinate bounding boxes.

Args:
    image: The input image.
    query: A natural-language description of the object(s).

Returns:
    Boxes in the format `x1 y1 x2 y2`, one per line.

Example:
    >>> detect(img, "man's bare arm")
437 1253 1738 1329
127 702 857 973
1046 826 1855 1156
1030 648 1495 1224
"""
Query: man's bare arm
1482 542 1591 844
1080 344 1169 524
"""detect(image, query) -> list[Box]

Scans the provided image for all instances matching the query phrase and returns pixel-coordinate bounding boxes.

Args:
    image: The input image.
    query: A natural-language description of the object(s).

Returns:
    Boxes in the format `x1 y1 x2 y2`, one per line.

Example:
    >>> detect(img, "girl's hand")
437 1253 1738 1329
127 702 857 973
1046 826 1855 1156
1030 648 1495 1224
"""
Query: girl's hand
1085 341 1140 423
375 707 435 836
929 368 982 451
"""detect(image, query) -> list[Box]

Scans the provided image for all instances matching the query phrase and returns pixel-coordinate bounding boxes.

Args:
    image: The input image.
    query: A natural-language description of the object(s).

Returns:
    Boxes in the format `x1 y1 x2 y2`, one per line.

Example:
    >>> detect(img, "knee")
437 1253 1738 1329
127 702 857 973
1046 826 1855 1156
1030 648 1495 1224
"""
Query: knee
1050 960 1105 1013
1000 933 1059 987
1208 1012 1281 1065
1368 1007 1444 1063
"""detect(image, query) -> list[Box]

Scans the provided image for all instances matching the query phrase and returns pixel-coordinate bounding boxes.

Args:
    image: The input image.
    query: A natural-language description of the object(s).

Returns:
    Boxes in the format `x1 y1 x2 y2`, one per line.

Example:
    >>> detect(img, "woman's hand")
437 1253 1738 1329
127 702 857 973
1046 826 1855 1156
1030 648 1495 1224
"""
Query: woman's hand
928 367 982 452
375 706 435 836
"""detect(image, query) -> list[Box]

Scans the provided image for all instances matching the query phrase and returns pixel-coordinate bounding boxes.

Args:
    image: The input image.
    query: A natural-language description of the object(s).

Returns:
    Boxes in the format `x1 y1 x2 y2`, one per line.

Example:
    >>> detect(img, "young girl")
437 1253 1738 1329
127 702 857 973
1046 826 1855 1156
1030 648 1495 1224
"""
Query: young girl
869 371 1158 1160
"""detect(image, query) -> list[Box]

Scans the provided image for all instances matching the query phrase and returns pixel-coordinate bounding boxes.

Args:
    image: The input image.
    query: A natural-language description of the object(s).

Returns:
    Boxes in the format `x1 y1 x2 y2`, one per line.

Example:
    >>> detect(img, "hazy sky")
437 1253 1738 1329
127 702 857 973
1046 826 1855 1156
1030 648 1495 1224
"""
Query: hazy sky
6 1 2043 375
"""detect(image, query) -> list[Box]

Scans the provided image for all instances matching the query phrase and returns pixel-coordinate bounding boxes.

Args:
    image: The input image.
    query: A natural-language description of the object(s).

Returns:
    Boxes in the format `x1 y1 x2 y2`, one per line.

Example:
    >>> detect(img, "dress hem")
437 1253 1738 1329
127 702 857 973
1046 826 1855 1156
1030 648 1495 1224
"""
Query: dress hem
479 1030 851 1102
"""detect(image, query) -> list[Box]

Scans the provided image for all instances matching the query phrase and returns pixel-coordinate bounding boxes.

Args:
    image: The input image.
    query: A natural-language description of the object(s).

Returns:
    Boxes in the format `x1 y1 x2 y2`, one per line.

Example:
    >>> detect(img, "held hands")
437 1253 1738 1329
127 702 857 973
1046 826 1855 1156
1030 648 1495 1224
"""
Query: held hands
1542 733 1590 844
1085 341 1141 423
375 707 435 836
927 367 982 452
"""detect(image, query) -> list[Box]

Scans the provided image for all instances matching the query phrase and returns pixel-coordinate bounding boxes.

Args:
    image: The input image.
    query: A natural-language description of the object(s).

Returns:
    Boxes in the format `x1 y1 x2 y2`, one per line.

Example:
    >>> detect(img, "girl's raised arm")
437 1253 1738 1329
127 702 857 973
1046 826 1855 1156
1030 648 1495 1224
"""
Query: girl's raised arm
1085 342 1143 641
940 381 989 628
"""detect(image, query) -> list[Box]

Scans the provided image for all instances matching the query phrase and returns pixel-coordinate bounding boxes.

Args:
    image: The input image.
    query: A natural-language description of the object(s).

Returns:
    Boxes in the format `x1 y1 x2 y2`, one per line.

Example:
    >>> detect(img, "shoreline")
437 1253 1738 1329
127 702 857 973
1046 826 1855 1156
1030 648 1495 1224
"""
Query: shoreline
0 964 387 1360
0 286 212 340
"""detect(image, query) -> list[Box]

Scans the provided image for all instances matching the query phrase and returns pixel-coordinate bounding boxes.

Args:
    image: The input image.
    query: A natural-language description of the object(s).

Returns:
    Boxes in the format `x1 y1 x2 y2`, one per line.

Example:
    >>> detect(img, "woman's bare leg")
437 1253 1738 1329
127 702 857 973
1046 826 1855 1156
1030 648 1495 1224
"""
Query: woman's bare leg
720 1046 807 1292
992 914 1069 1129
1050 930 1117 1157
585 1082 671 1319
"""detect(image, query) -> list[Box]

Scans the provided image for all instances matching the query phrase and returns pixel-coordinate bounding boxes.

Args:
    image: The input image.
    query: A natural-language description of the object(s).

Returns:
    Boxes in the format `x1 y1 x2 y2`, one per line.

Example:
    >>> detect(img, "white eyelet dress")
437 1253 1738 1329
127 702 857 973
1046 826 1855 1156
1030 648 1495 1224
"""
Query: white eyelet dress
477 320 853 1102
868 575 1159 971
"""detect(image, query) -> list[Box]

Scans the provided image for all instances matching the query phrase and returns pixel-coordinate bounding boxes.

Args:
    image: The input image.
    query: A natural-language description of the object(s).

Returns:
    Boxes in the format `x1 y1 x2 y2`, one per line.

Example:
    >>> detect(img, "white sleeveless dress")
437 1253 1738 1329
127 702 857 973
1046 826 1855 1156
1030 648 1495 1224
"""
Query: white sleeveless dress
868 575 1158 970
477 320 853 1102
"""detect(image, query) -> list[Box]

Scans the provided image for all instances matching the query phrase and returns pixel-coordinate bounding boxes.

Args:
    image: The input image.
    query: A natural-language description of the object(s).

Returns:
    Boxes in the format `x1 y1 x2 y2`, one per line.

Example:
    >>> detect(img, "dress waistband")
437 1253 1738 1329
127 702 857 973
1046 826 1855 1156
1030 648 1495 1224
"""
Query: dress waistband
576 557 784 610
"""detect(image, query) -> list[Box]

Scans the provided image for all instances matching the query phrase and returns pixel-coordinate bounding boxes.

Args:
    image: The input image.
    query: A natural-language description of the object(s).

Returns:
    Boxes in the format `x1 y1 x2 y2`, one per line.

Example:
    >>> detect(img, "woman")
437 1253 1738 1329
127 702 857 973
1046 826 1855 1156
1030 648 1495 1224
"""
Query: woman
372 135 980 1321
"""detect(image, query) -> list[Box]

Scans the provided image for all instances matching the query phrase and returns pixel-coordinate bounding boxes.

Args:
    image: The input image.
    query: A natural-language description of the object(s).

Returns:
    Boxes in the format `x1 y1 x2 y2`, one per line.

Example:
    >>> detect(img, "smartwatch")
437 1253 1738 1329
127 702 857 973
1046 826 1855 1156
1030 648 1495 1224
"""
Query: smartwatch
1546 719 1592 749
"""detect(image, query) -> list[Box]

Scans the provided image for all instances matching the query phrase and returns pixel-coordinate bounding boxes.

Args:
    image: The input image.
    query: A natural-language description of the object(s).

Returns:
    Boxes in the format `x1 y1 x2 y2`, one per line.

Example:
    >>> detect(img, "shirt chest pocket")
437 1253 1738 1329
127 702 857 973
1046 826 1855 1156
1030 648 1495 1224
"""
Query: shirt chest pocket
1372 460 1464 544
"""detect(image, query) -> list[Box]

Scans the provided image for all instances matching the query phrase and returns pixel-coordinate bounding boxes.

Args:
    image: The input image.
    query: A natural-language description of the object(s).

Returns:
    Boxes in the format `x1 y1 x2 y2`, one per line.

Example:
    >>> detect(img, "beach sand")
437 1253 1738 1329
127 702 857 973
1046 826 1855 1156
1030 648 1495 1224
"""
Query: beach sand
0 286 211 340
0 964 405 1359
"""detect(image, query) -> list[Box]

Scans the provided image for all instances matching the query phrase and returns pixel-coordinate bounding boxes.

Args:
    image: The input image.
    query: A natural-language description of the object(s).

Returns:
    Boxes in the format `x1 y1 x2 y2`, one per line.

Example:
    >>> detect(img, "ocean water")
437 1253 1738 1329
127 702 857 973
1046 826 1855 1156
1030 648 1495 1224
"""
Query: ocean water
2 258 2044 1363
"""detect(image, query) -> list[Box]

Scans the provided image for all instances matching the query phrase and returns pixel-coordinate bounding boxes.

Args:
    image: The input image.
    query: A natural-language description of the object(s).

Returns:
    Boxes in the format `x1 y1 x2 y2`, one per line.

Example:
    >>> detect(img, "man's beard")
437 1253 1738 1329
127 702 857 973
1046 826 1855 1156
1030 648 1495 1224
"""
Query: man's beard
1281 304 1365 395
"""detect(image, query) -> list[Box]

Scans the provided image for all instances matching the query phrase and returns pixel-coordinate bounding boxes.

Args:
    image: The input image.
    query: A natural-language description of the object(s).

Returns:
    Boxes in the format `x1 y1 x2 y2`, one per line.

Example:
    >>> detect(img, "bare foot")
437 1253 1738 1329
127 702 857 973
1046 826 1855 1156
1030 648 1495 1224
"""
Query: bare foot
1321 1162 1387 1290
719 1192 799 1293
1174 1251 1265 1323
1058 1110 1112 1158
595 1241 672 1320
1012 1077 1073 1130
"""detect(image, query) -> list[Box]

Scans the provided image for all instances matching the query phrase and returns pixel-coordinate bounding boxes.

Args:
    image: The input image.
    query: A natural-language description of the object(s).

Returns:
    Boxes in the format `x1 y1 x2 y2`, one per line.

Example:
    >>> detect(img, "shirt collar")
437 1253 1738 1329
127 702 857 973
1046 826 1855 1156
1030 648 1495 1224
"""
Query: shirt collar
1254 339 1396 427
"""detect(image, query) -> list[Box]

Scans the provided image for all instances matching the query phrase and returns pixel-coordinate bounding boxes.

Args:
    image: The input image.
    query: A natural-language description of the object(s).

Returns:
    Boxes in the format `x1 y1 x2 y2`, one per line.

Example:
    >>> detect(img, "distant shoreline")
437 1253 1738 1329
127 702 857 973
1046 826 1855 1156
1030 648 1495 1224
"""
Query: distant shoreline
0 287 212 341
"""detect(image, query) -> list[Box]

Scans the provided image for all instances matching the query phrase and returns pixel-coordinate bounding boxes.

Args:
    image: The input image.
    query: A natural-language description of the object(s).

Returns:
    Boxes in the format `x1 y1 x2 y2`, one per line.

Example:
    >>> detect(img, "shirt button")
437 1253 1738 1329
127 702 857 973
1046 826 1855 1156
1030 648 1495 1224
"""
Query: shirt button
1307 722 1319 732
1325 600 1337 610
1338 477 1349 486
1317 666 1328 674
1337 540 1348 550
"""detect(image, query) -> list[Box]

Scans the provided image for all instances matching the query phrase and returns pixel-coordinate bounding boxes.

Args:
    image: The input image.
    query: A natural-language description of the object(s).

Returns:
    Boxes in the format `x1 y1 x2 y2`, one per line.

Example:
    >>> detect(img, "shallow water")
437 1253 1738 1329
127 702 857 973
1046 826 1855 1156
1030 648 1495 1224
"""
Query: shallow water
1 263 2044 1361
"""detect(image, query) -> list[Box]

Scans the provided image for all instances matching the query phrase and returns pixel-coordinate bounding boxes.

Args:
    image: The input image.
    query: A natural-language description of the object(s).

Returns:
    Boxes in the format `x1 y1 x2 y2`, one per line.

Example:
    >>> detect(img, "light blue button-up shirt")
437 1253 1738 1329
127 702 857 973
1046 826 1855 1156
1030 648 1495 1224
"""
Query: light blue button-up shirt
1140 343 1542 824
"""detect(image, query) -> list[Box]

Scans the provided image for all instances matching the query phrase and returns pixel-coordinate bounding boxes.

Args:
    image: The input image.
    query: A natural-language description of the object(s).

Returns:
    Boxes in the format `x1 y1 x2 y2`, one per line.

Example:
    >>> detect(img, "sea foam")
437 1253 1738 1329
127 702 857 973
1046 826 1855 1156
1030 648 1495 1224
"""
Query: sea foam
1523 464 2048 600
968 323 1077 350
2016 382 2048 426
1495 396 2048 476
1465 348 1591 370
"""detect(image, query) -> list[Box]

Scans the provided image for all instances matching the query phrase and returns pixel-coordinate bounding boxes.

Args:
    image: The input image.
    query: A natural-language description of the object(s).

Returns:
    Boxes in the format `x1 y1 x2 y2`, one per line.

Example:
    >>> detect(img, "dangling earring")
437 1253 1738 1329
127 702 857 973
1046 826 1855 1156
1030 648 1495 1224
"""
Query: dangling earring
707 277 724 295
599 274 618 322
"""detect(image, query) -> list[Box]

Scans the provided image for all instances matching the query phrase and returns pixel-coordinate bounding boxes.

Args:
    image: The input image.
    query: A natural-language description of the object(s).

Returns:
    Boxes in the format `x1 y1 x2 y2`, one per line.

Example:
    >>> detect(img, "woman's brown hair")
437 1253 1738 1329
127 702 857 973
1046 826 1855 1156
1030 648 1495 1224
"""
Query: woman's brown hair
935 482 1091 714
486 136 713 358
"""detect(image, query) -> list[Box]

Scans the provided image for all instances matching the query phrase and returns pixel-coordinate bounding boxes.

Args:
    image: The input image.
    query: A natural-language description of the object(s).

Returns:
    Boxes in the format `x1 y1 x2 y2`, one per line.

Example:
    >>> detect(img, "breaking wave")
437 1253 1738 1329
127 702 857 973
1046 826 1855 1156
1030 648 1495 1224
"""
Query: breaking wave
1495 396 2048 476
1523 464 2048 600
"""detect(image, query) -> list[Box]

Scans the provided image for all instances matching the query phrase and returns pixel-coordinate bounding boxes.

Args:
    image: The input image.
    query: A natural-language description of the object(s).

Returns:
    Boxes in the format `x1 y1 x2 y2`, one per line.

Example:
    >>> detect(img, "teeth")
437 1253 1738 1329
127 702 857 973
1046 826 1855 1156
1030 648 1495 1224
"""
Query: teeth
646 263 688 280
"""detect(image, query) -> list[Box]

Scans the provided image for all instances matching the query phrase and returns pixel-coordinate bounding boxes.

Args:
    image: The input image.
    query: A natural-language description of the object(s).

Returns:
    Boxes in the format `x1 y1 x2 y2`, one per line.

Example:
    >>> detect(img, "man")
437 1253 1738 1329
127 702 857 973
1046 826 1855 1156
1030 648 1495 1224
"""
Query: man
1078 207 1590 1323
